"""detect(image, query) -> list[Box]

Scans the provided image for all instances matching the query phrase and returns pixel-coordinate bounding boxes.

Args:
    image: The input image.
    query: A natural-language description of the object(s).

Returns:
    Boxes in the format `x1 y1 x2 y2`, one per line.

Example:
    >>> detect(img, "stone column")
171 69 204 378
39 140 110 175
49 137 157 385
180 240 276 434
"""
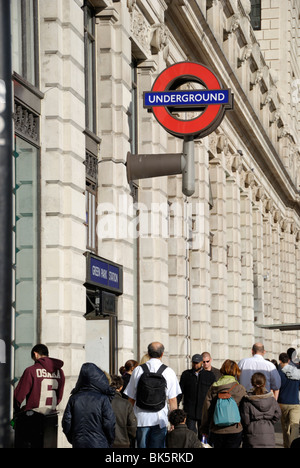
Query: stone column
286 224 297 345
226 175 242 361
96 3 135 364
39 0 87 447
39 0 86 378
167 135 190 375
138 58 170 359
271 221 281 351
263 214 272 350
190 141 211 359
209 153 228 365
240 191 254 355
252 197 264 340
280 221 289 327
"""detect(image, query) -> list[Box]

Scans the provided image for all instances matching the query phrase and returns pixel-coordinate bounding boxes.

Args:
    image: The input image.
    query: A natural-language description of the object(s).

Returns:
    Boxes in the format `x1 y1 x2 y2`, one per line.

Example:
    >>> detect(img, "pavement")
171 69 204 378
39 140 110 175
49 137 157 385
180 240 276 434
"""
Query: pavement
275 422 284 448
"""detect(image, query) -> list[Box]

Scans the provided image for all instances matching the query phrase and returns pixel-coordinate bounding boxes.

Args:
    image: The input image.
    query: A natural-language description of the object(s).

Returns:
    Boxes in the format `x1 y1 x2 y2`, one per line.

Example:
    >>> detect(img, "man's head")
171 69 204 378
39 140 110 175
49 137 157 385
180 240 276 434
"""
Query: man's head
191 354 203 372
252 343 265 356
202 352 212 371
279 352 290 367
148 342 165 359
31 344 49 362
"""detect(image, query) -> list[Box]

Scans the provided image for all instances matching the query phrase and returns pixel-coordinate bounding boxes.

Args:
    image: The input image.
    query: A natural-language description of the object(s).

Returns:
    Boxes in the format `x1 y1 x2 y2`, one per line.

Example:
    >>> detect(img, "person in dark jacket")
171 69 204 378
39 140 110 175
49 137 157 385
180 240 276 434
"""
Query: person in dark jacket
278 353 300 448
110 375 137 448
62 363 115 448
166 409 201 448
240 372 281 448
178 354 216 439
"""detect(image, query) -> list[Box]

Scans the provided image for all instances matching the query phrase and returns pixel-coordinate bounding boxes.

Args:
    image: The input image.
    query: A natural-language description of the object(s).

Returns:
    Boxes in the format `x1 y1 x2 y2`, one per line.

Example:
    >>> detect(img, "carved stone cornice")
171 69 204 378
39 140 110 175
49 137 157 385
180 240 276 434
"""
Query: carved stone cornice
13 101 39 145
96 6 119 23
255 185 265 202
150 23 169 55
243 170 255 189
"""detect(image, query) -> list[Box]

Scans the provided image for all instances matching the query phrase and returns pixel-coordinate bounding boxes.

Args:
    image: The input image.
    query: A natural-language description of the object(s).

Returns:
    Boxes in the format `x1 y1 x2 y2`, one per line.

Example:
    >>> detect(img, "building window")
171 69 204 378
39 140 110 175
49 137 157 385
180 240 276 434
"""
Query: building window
85 152 98 252
13 134 40 378
12 0 41 379
250 0 262 31
84 1 97 134
83 2 99 252
11 0 39 86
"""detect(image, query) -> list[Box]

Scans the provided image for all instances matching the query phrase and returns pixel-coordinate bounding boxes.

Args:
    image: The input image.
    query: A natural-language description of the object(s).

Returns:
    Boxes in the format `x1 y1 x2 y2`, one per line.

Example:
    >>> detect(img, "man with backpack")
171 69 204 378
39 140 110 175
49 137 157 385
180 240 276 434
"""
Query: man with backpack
124 342 181 448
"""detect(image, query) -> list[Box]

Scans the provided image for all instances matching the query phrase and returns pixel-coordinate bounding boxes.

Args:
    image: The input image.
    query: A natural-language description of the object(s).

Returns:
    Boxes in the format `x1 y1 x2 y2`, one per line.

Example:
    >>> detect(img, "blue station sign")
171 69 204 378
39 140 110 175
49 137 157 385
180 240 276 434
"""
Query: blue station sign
144 89 231 108
86 253 123 295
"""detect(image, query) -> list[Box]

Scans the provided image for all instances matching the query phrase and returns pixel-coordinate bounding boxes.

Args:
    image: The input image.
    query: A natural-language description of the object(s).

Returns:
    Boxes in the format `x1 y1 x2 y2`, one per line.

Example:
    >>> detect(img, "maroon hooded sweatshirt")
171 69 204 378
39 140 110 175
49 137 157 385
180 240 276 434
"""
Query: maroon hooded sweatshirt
14 357 65 412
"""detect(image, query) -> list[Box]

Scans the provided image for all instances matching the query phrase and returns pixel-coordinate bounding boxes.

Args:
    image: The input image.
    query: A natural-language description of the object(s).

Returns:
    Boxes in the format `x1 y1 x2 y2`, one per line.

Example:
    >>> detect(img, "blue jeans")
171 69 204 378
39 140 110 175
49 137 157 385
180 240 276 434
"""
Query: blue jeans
136 425 167 448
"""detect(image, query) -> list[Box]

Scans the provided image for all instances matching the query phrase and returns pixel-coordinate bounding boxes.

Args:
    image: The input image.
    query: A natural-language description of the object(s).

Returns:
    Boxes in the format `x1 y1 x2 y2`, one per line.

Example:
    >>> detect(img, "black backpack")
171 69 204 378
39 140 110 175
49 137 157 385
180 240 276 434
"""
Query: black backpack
136 363 167 412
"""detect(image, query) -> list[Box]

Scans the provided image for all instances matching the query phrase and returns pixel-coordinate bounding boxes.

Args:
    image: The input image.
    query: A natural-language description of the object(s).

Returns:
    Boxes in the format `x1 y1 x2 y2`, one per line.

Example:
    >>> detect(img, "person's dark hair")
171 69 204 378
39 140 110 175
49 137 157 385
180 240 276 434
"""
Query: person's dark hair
119 360 138 375
148 342 165 359
251 372 266 396
169 409 187 427
110 375 124 390
279 352 289 364
287 348 296 361
31 344 49 359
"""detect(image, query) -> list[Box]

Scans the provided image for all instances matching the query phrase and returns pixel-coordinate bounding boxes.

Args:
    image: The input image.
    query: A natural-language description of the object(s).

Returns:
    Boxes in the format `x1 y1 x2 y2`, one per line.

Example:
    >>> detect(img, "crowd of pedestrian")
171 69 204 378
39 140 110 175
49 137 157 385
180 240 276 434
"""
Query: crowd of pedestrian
13 341 300 449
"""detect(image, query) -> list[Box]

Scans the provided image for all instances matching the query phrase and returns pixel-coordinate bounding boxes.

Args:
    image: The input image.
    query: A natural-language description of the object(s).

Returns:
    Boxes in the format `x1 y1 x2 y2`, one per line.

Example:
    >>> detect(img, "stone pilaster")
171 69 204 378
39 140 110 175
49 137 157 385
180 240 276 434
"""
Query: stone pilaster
226 176 242 360
209 154 228 364
39 0 86 378
96 2 135 365
138 58 170 359
190 141 211 359
263 214 273 350
240 192 254 354
252 203 264 340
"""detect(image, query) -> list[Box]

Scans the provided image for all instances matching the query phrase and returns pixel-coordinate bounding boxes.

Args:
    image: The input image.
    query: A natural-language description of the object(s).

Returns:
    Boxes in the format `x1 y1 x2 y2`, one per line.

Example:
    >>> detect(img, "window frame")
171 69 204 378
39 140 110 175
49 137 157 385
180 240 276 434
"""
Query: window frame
85 151 98 252
83 1 97 134
11 0 39 87
250 0 262 31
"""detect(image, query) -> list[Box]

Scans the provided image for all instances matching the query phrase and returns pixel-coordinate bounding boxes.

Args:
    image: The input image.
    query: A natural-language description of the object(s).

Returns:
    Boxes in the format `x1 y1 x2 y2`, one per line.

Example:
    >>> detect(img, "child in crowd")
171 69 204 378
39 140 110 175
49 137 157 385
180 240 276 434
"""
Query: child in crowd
166 409 202 448
110 375 137 448
240 372 281 448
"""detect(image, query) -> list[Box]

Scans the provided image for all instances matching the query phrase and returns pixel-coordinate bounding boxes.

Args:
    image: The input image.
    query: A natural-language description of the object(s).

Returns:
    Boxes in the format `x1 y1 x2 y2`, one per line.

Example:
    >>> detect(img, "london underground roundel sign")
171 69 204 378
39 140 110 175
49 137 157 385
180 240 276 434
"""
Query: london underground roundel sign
144 62 234 139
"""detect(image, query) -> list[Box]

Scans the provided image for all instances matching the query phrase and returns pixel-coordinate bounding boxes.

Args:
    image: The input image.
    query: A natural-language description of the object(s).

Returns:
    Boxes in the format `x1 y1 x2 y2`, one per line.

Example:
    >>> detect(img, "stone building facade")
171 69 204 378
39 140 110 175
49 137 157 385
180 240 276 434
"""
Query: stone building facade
11 0 300 446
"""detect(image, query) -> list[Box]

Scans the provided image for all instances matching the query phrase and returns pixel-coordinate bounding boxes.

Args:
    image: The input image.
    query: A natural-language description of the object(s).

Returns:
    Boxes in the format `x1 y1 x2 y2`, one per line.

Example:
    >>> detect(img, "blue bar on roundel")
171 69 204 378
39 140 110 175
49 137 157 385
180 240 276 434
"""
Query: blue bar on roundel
144 89 230 108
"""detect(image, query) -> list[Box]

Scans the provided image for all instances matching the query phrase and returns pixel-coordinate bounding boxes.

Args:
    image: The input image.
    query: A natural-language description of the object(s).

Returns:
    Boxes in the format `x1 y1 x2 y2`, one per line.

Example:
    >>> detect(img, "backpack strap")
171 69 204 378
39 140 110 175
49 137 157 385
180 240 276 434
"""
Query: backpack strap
141 363 149 373
228 383 239 393
140 363 167 374
218 382 239 399
156 364 167 375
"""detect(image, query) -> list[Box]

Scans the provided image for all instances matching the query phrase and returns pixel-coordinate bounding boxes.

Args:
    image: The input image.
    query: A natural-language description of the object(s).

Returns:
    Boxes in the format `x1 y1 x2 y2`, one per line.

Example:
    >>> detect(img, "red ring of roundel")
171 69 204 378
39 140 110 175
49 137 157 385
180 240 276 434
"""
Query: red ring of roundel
152 62 223 138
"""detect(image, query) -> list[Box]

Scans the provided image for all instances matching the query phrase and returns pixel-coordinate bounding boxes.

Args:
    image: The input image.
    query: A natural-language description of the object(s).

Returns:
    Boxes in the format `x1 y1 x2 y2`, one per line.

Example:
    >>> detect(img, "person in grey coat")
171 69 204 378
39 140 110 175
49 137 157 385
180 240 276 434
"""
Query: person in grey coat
240 372 281 448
